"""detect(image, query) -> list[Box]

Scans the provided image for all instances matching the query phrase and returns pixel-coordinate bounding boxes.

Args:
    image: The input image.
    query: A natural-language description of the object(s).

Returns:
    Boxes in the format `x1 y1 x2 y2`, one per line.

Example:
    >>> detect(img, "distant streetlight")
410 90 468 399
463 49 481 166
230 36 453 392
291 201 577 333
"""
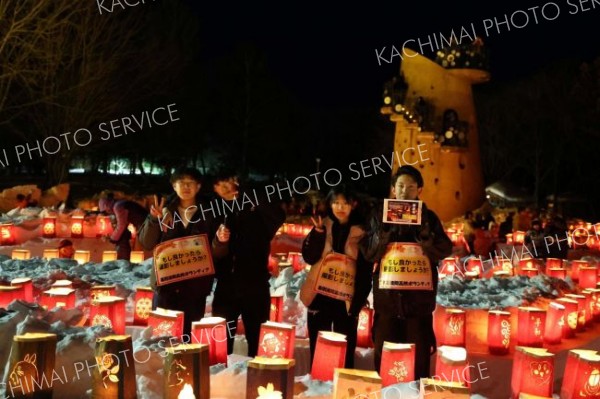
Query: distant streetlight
316 158 321 173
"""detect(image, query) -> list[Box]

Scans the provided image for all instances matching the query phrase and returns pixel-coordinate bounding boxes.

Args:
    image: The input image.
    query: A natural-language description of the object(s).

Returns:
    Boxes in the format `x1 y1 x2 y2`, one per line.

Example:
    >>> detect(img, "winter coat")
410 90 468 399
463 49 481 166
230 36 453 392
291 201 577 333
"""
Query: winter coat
110 200 149 242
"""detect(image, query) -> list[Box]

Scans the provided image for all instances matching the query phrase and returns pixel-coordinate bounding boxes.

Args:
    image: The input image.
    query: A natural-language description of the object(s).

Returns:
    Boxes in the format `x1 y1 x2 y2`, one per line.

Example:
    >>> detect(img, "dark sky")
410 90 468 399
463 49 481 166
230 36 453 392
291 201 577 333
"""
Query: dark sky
187 0 600 108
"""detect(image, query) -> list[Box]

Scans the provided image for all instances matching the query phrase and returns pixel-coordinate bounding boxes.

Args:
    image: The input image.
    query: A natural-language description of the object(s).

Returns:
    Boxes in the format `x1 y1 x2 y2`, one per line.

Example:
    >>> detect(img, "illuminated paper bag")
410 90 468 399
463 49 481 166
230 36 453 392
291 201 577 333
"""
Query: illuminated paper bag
333 369 381 399
379 242 433 291
419 378 470 399
92 335 137 399
149 308 184 338
311 253 355 302
163 344 209 399
4 333 57 399
133 287 154 326
246 357 295 399
257 321 296 359
153 234 214 287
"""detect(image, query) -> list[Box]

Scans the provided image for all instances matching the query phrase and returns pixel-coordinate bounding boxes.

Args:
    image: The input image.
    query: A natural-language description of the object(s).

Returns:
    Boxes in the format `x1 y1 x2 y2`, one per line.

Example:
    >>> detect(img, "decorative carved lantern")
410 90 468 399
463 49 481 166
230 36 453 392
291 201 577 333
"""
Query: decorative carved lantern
164 344 209 399
90 285 116 305
356 306 374 348
42 249 60 260
129 251 145 264
41 288 76 309
546 268 567 279
513 231 526 245
466 258 483 277
0 286 23 308
582 288 600 321
544 302 564 345
440 257 459 277
488 310 511 355
133 287 154 326
246 357 295 399
517 307 546 347
74 250 91 265
511 347 554 399
556 298 579 338
11 249 31 260
149 308 185 339
435 346 470 386
42 216 57 238
565 294 587 331
191 317 227 366
579 267 598 289
269 295 284 323
11 277 33 303
92 335 137 399
380 342 415 387
0 223 16 245
545 258 563 269
96 215 113 238
333 369 382 399
311 331 347 381
442 309 466 347
518 258 537 270
570 260 589 282
5 333 57 398
561 350 600 399
90 296 126 335
70 215 84 238
257 321 296 359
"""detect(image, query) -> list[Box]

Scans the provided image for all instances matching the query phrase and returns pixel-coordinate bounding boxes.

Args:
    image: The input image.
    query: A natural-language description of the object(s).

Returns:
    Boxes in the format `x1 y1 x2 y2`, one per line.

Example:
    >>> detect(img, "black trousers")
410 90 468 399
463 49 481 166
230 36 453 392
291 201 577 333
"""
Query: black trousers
115 229 132 260
212 282 271 357
307 298 358 369
153 285 207 337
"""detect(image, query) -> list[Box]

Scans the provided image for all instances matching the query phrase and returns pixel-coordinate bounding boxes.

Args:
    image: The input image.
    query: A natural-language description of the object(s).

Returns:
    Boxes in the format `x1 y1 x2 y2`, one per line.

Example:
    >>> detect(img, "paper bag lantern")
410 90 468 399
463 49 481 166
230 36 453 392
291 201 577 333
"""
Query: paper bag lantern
191 317 227 366
133 287 154 326
517 307 546 347
419 378 470 398
0 286 23 308
4 333 57 399
74 250 91 265
257 321 296 359
90 296 126 335
435 346 470 386
311 331 347 381
561 350 600 399
488 310 511 355
565 294 587 330
556 298 579 338
92 335 137 399
570 260 589 282
246 357 295 399
466 258 483 277
12 249 31 260
96 215 113 237
583 288 600 321
579 267 598 289
287 252 303 273
544 302 564 345
518 258 537 270
442 309 466 347
164 344 209 399
511 347 554 399
545 258 563 269
71 215 84 238
380 342 415 387
333 369 381 399
129 251 145 264
520 268 539 278
494 257 514 275
513 231 526 244
546 268 567 279
149 308 184 339
269 295 284 323
0 223 16 245
42 216 57 238
356 306 374 348
90 285 117 305
582 291 595 324
440 257 459 276
41 287 76 309
42 249 60 260
11 277 33 302
102 251 118 263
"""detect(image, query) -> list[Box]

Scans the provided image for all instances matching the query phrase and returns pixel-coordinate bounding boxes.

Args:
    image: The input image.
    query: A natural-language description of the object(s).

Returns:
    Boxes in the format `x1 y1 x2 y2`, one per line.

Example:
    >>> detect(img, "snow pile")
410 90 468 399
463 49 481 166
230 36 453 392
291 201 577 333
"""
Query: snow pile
437 274 577 309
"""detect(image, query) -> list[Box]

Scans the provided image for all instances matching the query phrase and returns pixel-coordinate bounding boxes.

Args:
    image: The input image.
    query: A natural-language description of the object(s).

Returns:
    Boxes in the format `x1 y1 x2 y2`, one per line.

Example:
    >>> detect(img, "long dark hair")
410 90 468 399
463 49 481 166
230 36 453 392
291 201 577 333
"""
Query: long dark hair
325 185 364 225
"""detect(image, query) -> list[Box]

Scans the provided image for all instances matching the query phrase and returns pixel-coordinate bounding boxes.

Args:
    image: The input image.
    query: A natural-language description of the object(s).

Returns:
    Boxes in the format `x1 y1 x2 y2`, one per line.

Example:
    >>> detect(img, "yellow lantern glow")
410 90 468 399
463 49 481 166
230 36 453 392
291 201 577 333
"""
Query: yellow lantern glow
11 249 31 260
74 250 91 265
129 251 145 264
102 251 118 263
42 249 60 260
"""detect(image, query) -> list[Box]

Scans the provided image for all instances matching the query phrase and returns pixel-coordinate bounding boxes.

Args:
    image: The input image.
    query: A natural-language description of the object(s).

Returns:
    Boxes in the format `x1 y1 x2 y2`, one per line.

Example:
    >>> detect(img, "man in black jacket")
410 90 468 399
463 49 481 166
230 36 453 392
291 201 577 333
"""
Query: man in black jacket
210 173 286 357
361 165 452 378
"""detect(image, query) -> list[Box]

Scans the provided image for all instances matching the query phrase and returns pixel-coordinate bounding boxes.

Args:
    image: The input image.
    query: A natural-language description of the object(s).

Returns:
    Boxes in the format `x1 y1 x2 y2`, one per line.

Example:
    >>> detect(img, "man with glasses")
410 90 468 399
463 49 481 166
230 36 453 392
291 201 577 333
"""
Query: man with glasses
361 165 452 378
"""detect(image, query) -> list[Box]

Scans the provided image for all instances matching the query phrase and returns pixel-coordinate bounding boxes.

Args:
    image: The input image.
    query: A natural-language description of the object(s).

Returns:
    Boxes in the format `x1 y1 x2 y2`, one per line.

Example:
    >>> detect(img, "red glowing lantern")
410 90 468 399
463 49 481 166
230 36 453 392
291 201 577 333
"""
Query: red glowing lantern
440 257 459 277
565 294 587 331
466 258 483 277
90 285 116 305
0 286 23 308
519 258 537 270
42 216 57 238
380 342 414 387
442 309 466 347
506 234 514 245
149 308 184 339
546 268 567 279
488 310 511 355
356 306 374 348
96 215 113 237
517 307 546 347
70 215 84 238
257 321 296 359
513 231 526 245
544 302 564 345
570 260 589 282
494 257 514 275
287 252 303 273
511 347 554 399
11 278 33 303
89 296 126 335
582 291 595 325
561 350 600 399
191 317 228 365
0 223 16 245
270 294 284 323
545 258 563 269
583 288 600 321
556 298 579 338
133 287 153 326
311 331 347 381
520 268 539 278
435 346 470 387
579 267 598 289
41 288 76 309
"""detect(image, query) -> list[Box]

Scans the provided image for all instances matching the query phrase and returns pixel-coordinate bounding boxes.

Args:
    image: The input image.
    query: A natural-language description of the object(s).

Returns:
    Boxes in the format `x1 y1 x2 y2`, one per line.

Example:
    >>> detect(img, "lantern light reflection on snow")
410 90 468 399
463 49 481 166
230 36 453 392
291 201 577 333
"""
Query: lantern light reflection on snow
511 347 554 399
71 215 84 238
269 295 284 323
488 310 511 355
102 251 118 263
356 306 374 348
380 342 415 387
257 321 296 359
191 317 227 366
311 331 347 381
74 250 91 265
133 287 154 325
561 350 600 399
129 251 145 264
11 249 31 260
579 267 598 289
435 346 471 386
556 298 579 338
544 302 564 345
149 308 184 339
517 307 546 347
0 223 16 245
11 277 33 302
42 216 57 238
442 308 466 347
